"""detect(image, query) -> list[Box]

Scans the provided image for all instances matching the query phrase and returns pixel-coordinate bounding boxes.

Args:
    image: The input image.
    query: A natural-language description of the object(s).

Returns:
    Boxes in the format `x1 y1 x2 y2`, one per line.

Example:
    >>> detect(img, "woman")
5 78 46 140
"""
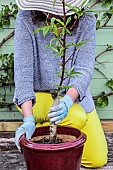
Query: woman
14 0 108 168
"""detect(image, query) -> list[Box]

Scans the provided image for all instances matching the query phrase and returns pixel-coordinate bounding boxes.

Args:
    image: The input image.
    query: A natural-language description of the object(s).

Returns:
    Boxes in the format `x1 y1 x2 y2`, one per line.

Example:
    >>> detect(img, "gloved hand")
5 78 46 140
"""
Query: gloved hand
14 115 35 152
48 95 73 124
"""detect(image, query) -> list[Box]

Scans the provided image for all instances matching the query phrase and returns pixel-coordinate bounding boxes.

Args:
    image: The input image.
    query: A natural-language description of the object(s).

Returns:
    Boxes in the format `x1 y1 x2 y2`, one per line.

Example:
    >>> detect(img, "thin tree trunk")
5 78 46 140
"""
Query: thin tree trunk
49 90 60 143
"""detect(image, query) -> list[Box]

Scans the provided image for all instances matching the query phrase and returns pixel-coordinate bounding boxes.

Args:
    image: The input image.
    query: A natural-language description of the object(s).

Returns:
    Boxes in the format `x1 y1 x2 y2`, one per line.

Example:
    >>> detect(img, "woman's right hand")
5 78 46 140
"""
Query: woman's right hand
14 115 35 152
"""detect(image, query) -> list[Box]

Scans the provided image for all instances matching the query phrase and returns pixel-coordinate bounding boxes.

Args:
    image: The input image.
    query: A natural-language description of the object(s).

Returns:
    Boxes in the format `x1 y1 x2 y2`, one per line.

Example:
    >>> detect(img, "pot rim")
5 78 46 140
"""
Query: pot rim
20 126 86 151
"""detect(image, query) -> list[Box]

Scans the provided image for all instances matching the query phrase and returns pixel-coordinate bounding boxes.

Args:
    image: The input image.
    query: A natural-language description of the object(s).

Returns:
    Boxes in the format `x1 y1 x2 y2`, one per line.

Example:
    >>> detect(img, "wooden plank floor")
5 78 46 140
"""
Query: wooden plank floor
0 132 113 170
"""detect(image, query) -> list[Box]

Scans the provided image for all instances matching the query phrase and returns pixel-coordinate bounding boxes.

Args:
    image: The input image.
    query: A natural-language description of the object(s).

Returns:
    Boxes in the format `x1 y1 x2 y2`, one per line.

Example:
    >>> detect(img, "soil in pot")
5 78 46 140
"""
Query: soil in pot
31 134 76 144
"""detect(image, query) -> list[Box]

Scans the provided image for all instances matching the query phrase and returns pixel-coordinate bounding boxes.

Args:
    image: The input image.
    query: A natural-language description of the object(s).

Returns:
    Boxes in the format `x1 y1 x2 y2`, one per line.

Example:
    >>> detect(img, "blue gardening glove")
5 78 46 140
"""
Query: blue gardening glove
14 115 35 152
48 95 73 125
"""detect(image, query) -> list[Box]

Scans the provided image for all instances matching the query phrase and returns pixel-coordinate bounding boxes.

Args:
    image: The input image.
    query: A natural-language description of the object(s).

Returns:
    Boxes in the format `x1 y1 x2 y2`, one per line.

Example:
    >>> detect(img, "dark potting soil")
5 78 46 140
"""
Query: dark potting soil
33 137 64 144
31 134 76 144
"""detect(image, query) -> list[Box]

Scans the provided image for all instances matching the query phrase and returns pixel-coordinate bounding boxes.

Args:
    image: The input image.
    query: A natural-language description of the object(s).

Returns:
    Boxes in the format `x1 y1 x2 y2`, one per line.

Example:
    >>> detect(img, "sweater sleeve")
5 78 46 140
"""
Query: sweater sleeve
68 16 96 101
13 11 36 107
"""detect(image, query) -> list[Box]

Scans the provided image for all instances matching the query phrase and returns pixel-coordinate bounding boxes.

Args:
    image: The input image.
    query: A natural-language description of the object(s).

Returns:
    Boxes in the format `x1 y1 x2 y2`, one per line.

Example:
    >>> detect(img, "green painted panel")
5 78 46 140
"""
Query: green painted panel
0 111 23 120
0 95 13 103
97 110 113 119
93 70 111 79
93 63 113 79
90 79 111 95
0 45 14 54
96 29 113 45
0 86 14 95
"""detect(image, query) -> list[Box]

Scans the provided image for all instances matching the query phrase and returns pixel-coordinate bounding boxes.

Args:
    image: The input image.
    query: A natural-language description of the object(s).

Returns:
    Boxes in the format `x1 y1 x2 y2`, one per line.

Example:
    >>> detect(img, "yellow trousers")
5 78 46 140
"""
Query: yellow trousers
18 92 108 168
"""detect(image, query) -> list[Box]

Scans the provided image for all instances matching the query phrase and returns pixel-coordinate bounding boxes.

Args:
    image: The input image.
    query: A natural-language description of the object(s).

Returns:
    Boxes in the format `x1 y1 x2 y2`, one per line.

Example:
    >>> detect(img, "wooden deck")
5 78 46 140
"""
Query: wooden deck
0 132 113 170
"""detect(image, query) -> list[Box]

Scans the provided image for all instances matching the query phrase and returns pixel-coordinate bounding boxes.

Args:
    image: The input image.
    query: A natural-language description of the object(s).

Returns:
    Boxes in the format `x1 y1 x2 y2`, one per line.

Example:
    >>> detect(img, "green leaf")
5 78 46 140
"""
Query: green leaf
50 17 56 28
51 47 59 53
96 95 108 108
65 3 78 14
76 40 89 49
32 26 44 34
102 12 108 19
62 85 73 89
52 24 59 36
70 71 81 75
42 25 50 37
106 79 113 88
66 43 74 48
103 0 112 7
109 6 113 14
56 71 62 77
60 27 65 35
54 84 72 90
53 0 56 7
64 68 69 76
81 0 87 8
50 37 57 43
65 28 71 35
96 20 100 29
84 9 94 13
107 44 112 49
66 16 71 25
45 43 55 48
55 18 64 26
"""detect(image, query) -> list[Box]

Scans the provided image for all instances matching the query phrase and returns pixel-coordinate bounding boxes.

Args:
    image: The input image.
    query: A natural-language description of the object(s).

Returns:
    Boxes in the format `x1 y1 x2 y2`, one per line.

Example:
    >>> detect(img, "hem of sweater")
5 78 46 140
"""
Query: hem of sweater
13 96 36 108
83 106 95 114
68 83 86 101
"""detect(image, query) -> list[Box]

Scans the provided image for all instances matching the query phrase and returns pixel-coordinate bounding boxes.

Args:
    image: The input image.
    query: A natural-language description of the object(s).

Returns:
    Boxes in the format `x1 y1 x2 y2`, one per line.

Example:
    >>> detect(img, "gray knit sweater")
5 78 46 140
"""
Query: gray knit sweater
13 9 96 113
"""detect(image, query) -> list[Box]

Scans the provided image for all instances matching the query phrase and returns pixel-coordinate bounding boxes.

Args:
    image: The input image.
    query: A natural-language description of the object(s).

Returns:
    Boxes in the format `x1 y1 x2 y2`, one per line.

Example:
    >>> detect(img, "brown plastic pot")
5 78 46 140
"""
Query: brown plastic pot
20 126 86 170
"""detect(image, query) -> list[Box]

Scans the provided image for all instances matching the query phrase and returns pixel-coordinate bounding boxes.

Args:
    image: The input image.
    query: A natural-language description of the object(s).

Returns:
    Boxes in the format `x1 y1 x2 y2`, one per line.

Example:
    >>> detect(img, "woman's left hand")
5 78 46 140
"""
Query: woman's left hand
48 95 73 124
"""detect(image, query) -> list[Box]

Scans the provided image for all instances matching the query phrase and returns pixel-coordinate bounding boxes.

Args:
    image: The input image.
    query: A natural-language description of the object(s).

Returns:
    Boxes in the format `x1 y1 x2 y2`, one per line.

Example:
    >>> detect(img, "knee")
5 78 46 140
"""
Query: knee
91 154 108 168
82 152 108 168
69 105 87 130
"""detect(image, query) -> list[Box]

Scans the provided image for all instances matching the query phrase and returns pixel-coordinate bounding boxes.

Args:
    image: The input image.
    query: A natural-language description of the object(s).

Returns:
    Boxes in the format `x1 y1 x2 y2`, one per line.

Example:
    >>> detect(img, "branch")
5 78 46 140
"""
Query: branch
59 0 67 89
96 48 113 59
65 51 74 64
93 92 113 100
95 67 108 80
70 19 78 31
0 30 14 48
95 60 106 65
89 0 101 9
104 25 113 28
98 17 112 29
